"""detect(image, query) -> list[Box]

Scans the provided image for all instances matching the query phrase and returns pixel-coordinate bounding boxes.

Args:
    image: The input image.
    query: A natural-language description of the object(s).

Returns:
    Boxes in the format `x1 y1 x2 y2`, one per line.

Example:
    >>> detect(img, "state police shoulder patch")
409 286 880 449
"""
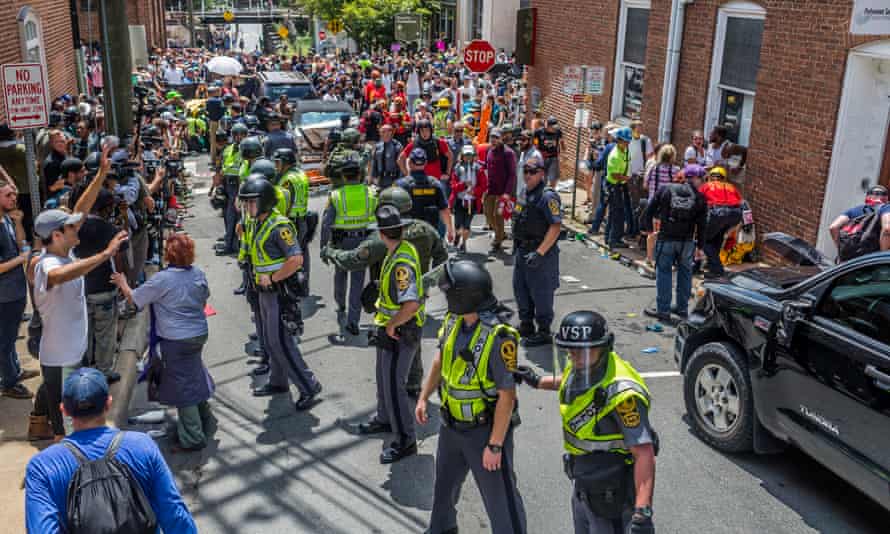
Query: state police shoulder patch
500 339 517 372
279 227 295 246
615 397 640 428
548 198 560 216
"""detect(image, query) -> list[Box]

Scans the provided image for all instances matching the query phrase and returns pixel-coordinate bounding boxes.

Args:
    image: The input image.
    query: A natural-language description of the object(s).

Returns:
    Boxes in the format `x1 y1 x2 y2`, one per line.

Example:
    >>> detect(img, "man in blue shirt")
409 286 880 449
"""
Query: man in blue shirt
25 368 197 533
829 185 890 254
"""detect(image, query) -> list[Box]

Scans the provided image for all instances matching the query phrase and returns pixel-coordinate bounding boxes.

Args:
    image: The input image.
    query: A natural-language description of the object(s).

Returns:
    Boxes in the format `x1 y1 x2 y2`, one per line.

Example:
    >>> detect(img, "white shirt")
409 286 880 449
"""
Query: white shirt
164 67 184 85
629 135 653 176
705 140 729 168
684 145 706 166
33 251 88 367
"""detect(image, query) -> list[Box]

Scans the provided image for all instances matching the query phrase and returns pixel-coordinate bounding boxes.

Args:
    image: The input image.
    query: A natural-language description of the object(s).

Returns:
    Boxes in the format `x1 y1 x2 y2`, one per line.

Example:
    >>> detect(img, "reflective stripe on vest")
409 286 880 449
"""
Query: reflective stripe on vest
249 214 293 278
284 170 309 217
438 313 515 422
559 352 651 456
222 145 242 176
331 184 375 229
374 241 425 326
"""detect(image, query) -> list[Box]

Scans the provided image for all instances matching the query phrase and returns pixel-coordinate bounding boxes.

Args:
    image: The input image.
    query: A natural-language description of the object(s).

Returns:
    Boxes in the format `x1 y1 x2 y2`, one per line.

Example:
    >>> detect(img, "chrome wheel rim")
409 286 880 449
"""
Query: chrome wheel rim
694 363 741 433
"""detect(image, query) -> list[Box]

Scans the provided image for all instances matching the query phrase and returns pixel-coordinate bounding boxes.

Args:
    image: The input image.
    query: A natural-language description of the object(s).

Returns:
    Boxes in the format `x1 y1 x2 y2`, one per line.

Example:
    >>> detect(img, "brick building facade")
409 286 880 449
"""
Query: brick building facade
76 0 167 52
528 0 890 256
0 1 79 117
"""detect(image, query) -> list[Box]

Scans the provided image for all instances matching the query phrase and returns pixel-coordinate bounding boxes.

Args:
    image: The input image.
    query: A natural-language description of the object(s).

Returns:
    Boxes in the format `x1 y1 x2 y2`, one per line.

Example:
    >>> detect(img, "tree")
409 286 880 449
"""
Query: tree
292 0 439 49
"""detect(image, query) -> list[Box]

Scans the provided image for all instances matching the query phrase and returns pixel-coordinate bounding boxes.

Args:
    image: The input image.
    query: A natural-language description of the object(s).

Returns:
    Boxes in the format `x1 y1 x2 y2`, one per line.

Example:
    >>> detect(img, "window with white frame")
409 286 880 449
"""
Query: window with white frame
611 0 650 120
705 1 766 146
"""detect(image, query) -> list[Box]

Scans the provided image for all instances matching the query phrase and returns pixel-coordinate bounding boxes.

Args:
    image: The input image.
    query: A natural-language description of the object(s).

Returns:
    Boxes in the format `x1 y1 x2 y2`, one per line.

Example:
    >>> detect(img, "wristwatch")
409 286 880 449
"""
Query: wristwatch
486 443 503 454
633 506 653 519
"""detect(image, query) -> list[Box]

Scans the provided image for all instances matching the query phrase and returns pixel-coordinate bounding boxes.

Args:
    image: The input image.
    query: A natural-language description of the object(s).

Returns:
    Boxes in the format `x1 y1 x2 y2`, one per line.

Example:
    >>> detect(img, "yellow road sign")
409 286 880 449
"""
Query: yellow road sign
278 25 289 38
223 10 234 22
328 19 343 34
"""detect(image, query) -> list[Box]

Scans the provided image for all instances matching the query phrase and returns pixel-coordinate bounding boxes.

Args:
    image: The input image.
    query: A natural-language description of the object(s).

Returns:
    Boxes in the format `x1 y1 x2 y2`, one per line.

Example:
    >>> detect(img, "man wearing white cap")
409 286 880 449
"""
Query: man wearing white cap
32 150 128 439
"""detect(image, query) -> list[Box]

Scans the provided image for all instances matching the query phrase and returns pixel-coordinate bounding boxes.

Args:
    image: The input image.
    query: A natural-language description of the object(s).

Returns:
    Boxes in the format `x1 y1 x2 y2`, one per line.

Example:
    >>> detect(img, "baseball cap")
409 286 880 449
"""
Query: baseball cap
34 209 83 239
62 368 109 418
409 147 428 164
867 185 889 197
683 164 706 179
489 128 503 139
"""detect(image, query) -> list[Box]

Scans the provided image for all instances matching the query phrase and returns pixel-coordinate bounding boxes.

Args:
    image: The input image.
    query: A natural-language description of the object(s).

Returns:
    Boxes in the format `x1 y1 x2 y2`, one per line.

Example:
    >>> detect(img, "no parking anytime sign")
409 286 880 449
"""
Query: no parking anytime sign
1 63 49 130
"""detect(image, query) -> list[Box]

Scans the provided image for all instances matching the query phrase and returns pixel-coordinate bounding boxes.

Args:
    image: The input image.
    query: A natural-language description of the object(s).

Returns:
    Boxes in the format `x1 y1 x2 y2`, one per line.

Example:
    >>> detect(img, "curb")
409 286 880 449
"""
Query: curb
108 308 149 429
562 218 656 279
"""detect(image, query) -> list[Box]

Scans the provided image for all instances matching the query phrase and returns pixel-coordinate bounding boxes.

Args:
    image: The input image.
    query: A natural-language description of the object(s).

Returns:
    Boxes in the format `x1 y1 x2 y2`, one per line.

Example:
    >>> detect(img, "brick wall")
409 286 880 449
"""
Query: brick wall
0 0 78 122
77 0 167 51
529 0 890 245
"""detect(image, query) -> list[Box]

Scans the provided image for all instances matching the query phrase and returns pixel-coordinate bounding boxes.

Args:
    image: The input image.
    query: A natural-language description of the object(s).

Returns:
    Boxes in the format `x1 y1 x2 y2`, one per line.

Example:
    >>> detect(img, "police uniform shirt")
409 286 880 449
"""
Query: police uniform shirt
260 220 302 261
563 359 654 448
440 315 518 390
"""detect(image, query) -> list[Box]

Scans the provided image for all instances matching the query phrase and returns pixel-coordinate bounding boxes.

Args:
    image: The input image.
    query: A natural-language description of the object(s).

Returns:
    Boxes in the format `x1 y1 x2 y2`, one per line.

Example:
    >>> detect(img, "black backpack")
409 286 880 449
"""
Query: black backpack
666 183 697 224
838 207 882 261
63 432 158 534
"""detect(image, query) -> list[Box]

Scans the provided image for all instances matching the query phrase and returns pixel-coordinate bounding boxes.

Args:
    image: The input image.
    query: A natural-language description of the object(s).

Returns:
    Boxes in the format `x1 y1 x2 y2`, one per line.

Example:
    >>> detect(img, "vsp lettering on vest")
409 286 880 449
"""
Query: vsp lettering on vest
568 402 599 433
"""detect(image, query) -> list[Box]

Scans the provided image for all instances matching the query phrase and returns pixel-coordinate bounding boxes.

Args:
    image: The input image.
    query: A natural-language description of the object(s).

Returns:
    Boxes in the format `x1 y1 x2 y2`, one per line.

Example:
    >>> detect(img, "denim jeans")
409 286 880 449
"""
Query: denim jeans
0 297 26 389
655 239 695 316
589 175 607 233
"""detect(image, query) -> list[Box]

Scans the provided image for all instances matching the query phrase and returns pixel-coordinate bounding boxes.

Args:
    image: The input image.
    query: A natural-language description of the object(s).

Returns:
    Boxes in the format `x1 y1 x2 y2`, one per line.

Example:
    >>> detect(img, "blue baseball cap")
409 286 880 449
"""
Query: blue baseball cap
62 368 110 418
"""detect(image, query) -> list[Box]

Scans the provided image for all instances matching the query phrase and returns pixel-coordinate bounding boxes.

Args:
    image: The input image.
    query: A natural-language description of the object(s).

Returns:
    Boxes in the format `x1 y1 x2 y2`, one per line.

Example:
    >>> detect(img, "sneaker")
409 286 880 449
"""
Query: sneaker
671 306 689 319
295 383 323 411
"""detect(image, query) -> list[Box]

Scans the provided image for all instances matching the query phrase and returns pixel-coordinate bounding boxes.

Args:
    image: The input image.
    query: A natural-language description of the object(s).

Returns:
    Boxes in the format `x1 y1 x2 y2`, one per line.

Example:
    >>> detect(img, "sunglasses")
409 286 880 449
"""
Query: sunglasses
523 166 543 173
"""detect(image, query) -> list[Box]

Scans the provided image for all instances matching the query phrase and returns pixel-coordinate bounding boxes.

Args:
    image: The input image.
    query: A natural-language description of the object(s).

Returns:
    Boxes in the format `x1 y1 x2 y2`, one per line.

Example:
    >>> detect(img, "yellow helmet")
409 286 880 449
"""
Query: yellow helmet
708 166 727 180
436 98 451 109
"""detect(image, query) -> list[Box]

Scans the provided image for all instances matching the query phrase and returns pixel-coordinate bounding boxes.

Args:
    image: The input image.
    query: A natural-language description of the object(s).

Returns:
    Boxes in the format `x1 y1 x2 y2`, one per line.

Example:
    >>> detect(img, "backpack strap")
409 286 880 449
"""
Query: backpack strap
62 440 89 465
105 431 126 460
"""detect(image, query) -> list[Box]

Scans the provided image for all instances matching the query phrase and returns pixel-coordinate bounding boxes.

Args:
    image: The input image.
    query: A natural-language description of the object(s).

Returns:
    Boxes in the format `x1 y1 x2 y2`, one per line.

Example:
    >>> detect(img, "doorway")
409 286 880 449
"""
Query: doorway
818 41 890 257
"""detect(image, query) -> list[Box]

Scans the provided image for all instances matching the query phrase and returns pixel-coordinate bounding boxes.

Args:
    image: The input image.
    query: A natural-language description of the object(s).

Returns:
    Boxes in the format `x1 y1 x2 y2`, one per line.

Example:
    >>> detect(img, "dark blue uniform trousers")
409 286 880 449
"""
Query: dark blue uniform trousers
258 290 320 395
512 246 559 332
333 234 367 326
223 179 240 253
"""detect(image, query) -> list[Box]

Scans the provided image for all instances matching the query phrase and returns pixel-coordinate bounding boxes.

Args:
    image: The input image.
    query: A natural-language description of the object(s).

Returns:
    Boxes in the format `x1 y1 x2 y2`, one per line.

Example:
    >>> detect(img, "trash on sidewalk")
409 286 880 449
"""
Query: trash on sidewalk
641 347 659 354
626 313 638 318
128 410 166 424
561 275 581 283
555 179 574 192
645 323 664 333
204 303 217 317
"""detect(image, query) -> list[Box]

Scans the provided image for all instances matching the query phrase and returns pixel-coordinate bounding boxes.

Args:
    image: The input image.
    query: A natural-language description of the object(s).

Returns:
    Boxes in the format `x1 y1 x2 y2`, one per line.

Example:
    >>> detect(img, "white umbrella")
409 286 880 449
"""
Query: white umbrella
206 56 243 76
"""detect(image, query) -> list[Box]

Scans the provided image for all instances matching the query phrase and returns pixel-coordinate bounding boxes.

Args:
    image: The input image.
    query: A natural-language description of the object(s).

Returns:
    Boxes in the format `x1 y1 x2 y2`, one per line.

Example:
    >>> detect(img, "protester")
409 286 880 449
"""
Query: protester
113 233 216 451
24 368 198 533
643 145 680 265
533 116 564 187
483 128 516 253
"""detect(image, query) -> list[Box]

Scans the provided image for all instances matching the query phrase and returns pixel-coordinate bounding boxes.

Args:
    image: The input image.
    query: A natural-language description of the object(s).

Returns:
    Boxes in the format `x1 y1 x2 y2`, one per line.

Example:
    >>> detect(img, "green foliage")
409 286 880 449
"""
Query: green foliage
292 0 439 47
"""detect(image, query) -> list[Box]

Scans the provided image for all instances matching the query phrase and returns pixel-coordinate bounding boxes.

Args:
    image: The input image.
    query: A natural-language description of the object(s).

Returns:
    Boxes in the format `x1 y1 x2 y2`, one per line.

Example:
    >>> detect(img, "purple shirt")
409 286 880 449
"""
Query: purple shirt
485 144 517 196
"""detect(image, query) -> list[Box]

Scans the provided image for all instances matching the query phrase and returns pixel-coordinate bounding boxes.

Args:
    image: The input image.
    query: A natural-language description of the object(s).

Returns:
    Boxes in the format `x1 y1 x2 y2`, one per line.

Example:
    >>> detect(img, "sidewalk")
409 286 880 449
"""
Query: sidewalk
0 306 149 531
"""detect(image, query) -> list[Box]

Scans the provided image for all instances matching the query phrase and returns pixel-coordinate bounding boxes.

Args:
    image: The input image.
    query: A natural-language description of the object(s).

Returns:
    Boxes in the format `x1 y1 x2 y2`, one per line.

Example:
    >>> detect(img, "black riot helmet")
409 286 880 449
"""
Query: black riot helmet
554 311 614 351
272 147 297 166
215 129 228 141
231 122 249 138
244 114 260 129
249 158 277 182
239 136 263 159
238 176 278 215
438 259 498 315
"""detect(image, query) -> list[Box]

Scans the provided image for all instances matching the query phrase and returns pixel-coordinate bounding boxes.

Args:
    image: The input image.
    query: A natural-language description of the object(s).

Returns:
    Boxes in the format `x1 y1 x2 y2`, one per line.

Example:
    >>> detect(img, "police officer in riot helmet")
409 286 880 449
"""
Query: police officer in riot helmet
238 176 323 410
324 114 353 159
416 259 528 534
514 311 656 534
396 148 454 242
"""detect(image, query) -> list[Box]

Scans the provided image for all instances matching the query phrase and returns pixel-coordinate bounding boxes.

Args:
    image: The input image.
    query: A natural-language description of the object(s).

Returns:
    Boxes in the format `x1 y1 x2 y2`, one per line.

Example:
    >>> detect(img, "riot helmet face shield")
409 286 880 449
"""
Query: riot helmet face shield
553 346 605 391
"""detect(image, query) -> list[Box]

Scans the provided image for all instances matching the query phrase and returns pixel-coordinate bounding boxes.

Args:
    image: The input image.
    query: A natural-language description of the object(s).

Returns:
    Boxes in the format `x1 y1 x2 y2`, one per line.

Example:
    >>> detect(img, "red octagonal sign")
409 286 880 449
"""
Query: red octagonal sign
463 40 496 73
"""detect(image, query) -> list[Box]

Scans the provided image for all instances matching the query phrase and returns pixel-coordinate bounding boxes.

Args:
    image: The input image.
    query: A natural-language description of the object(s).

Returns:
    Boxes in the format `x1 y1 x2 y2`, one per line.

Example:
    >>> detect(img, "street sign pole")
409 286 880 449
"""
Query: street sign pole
571 66 588 221
23 131 40 219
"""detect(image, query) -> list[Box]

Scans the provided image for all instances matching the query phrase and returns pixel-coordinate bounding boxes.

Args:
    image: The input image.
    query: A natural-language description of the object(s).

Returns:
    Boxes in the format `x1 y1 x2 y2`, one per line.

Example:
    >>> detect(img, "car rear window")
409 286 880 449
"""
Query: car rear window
264 84 316 100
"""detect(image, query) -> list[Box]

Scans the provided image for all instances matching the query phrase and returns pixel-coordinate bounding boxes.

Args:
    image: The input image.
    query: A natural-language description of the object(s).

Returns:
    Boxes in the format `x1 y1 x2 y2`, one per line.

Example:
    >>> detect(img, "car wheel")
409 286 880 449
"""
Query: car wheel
683 341 754 453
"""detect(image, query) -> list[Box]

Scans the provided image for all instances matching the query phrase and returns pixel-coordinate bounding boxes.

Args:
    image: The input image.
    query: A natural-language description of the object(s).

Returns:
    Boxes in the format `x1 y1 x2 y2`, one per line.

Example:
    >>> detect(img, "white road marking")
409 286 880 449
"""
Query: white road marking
639 371 682 378
185 161 197 175
192 187 211 196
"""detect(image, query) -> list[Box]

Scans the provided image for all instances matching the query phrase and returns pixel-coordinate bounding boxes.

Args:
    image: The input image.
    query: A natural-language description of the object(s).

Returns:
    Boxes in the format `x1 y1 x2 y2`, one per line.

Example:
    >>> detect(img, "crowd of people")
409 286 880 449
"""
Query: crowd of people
6 36 872 534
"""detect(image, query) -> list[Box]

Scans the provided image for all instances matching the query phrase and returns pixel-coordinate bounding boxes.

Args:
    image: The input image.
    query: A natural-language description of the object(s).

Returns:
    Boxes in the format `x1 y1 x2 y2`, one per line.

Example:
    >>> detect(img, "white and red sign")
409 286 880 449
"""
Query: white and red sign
463 40 496 73
1 63 49 130
318 30 327 41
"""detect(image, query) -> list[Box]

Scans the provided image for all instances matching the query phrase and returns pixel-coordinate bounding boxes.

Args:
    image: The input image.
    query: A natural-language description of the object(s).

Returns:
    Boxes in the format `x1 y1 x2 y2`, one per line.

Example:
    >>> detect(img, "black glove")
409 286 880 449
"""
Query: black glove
627 510 654 534
320 246 331 265
512 365 541 388
524 251 544 269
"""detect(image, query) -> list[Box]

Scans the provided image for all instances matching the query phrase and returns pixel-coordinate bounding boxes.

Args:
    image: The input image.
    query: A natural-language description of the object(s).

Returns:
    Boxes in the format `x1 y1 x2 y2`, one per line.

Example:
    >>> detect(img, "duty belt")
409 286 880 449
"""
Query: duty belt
515 239 543 251
440 405 492 431
333 228 369 240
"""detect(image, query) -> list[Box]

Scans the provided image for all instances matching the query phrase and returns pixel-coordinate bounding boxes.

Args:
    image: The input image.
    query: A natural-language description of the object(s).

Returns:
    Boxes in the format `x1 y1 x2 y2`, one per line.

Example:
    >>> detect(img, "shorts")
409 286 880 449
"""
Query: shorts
544 157 560 182
454 198 475 230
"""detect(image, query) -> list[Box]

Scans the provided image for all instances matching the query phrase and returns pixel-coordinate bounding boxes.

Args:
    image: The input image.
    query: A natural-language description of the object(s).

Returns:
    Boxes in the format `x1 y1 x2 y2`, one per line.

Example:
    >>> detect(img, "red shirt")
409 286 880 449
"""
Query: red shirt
385 110 410 135
699 181 742 207
402 138 451 177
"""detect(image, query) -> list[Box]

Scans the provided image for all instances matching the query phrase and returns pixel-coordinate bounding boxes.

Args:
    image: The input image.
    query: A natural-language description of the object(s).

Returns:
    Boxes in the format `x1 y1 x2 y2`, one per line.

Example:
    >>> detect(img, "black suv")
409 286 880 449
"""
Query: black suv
257 71 317 101
674 233 890 511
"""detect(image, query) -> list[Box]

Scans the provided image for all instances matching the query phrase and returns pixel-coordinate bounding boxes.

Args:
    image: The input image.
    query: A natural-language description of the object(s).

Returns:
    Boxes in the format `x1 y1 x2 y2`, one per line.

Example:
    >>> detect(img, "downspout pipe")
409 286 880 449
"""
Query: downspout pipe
658 0 691 143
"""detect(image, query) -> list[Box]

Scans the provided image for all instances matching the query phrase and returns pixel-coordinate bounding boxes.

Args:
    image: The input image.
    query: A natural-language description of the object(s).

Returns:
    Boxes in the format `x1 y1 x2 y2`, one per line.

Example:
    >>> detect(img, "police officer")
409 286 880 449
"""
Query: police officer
355 204 423 464
244 114 263 136
250 158 292 217
320 156 377 336
396 148 453 242
512 155 562 346
238 177 323 410
324 114 352 160
415 259 527 534
263 113 297 157
514 311 656 534
322 186 447 394
323 128 361 183
239 136 264 183
272 148 312 285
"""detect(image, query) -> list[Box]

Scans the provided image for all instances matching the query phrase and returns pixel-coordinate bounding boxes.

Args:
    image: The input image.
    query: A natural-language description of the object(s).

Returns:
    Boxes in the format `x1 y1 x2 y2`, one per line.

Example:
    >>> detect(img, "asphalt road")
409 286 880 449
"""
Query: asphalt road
126 155 887 533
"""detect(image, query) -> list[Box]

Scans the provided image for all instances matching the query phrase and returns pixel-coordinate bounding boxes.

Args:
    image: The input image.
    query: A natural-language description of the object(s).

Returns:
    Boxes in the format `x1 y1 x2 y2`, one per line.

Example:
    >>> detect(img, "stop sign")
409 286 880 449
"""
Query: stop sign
319 30 327 41
463 40 496 73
